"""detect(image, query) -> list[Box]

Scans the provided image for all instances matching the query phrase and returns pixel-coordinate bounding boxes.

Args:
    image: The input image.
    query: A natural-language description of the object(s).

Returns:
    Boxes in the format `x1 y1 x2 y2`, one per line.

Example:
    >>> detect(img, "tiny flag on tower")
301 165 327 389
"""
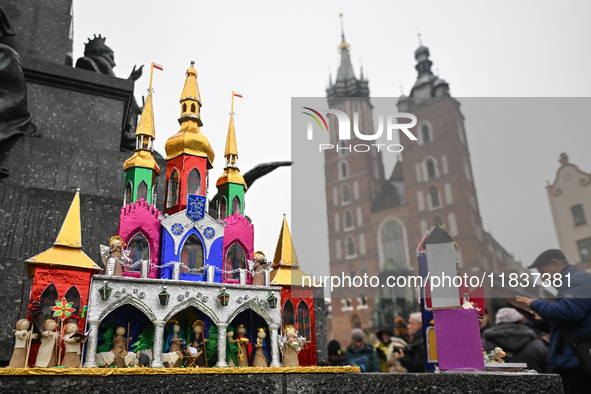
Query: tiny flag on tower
233 91 243 98
153 63 164 71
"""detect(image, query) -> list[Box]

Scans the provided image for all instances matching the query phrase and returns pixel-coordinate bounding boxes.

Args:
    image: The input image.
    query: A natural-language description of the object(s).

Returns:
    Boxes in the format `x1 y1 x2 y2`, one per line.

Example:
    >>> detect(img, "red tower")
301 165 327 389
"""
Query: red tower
163 62 214 216
270 216 318 366
25 190 100 364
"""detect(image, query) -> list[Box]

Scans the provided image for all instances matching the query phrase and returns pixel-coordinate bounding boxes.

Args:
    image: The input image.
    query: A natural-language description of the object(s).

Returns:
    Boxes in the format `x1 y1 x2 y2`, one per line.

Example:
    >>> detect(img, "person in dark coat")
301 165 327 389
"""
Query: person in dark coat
345 329 380 372
327 340 348 366
482 308 551 373
517 249 591 394
395 312 425 372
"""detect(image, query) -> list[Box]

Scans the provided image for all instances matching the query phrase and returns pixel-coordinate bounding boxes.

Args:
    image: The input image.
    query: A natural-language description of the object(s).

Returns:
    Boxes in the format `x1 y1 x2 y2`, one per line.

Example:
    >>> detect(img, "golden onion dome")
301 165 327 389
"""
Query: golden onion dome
165 119 215 167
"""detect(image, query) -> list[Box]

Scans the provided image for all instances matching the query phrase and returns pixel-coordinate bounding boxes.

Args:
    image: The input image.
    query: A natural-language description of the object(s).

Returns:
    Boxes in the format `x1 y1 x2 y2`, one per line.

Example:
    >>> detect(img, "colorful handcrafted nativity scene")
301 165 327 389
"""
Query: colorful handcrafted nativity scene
8 63 319 369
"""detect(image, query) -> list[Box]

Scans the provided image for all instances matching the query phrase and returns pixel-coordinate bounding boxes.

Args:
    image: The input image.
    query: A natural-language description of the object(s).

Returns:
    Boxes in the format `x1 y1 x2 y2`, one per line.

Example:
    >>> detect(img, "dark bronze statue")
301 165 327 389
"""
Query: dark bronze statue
0 5 37 149
75 34 144 151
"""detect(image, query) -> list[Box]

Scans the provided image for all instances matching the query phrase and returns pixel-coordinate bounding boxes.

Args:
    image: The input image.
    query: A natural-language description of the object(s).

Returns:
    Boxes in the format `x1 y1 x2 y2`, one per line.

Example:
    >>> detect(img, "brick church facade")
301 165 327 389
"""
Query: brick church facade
324 31 527 346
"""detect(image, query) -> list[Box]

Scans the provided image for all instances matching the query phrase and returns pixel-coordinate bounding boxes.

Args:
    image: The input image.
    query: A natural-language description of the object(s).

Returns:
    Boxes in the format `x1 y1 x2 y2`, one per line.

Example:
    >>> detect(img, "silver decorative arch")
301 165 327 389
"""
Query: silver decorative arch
96 294 157 322
163 297 220 324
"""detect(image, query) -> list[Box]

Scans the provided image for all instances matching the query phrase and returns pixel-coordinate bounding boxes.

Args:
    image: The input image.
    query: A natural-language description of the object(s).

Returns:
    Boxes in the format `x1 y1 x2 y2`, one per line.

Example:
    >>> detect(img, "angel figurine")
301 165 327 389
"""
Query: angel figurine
278 325 304 367
100 236 131 276
8 319 37 368
251 251 270 286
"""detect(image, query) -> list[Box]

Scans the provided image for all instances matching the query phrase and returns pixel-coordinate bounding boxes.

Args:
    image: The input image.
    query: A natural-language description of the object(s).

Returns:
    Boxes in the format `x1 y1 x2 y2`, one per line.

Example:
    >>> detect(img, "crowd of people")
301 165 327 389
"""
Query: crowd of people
322 249 591 394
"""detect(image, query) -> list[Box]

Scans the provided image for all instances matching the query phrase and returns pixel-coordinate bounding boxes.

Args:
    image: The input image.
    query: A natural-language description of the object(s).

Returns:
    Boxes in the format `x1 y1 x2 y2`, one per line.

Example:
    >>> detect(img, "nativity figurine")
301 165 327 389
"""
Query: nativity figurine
251 327 270 367
235 324 253 367
35 319 58 368
252 251 269 286
100 236 131 276
278 325 304 367
188 320 207 367
162 321 186 368
8 319 37 368
61 322 87 368
226 325 240 367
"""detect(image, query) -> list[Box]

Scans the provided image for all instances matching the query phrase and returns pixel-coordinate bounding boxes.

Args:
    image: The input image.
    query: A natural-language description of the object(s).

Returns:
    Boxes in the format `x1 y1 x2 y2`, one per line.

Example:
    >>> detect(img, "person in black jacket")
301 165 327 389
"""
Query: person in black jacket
327 339 348 366
395 312 425 372
482 307 551 373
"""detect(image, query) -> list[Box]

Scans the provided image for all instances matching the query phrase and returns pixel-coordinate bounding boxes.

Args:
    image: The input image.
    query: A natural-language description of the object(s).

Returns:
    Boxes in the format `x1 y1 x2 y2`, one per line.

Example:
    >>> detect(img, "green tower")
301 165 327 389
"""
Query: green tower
215 102 247 219
122 88 160 205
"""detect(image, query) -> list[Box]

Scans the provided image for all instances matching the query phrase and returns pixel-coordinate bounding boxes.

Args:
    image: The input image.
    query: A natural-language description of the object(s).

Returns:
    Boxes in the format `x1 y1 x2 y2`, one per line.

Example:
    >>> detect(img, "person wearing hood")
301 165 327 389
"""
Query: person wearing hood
374 327 393 372
482 307 551 373
327 340 348 366
346 328 380 372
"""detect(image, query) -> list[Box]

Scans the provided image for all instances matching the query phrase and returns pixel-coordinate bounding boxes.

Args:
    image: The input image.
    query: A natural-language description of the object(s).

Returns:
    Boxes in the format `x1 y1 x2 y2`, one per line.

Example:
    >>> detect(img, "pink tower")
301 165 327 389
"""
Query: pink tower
118 199 162 278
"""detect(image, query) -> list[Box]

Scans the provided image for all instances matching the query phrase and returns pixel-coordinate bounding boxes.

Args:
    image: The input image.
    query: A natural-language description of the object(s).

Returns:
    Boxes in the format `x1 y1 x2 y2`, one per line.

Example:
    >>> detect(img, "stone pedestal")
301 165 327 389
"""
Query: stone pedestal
0 372 565 394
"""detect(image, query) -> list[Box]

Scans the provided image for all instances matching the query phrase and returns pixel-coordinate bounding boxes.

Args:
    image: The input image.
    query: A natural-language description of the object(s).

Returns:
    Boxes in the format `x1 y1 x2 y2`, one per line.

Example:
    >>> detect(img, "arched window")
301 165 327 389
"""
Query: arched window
345 211 354 229
137 181 148 201
297 301 311 341
340 161 348 179
191 103 196 113
422 123 431 143
187 168 201 195
430 186 440 208
167 169 179 208
434 216 443 227
220 197 227 219
347 236 356 257
124 181 132 205
151 185 157 205
128 233 150 272
283 299 296 329
342 184 351 204
426 159 436 179
232 195 241 214
37 284 58 329
180 234 204 272
64 286 81 318
380 219 408 268
352 315 361 329
182 103 187 113
225 243 246 280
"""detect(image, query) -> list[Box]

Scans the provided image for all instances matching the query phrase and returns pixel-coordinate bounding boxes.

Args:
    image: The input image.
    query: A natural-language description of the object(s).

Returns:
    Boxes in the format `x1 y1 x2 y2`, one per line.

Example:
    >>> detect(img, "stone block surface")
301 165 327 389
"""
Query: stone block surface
0 372 564 394
1 0 73 65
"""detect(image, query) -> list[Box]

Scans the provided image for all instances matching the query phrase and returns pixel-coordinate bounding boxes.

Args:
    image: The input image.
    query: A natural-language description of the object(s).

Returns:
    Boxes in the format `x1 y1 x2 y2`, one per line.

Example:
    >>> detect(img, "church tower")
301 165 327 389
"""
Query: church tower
216 94 247 219
324 16 385 336
397 43 487 274
122 84 160 206
164 62 215 216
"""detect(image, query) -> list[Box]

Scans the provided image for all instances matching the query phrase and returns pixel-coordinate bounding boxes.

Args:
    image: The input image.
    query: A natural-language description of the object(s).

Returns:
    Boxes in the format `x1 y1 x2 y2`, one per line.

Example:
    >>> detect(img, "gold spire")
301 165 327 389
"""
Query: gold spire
26 190 100 278
55 189 82 248
165 62 214 167
180 62 202 104
273 215 298 267
135 91 155 138
224 115 238 158
216 96 246 188
123 90 161 174
270 215 315 286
